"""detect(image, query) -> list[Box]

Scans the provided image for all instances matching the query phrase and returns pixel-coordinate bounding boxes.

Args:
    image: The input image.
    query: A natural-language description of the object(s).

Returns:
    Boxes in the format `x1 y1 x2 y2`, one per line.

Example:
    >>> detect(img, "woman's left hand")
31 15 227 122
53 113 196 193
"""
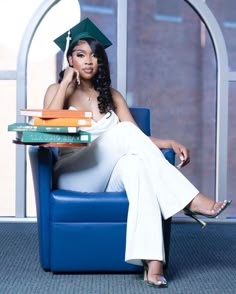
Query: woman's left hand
171 141 190 168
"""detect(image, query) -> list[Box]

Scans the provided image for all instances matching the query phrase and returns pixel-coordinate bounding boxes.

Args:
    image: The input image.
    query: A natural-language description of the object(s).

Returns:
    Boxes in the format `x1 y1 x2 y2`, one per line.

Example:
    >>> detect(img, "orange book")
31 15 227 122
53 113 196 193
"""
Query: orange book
42 142 88 147
32 117 92 127
13 140 87 147
20 108 92 119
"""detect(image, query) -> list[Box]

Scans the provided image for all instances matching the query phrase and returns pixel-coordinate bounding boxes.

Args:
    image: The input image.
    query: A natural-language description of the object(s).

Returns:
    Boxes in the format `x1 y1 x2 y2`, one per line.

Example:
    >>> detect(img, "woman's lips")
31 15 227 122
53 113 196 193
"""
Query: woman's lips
83 68 93 73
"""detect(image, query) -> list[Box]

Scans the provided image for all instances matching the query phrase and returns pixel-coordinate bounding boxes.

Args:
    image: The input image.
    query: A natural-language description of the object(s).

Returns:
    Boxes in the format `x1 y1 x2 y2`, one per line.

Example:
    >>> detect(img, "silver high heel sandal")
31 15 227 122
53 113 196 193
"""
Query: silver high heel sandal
142 260 168 288
184 200 232 228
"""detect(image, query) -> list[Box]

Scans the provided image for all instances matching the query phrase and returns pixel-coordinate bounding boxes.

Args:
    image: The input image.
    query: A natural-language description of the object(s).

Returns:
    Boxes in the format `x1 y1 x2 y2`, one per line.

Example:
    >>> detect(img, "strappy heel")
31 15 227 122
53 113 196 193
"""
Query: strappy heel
183 208 207 228
142 260 168 288
143 261 148 281
184 200 232 228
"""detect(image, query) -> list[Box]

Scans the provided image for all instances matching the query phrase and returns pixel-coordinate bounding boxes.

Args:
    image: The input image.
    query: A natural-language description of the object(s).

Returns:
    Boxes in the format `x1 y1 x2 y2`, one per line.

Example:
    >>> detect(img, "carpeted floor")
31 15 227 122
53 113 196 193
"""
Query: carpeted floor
0 222 235 294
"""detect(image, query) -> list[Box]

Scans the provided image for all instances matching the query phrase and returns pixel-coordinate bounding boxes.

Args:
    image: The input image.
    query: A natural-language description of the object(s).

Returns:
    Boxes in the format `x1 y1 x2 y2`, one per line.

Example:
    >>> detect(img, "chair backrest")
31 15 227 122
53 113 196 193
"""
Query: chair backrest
129 107 151 136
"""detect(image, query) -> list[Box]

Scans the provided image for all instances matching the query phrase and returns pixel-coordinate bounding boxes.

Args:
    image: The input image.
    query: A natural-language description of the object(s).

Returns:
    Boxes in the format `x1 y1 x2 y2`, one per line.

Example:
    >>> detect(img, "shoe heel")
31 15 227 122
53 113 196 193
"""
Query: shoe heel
143 269 147 281
142 260 148 281
184 209 207 228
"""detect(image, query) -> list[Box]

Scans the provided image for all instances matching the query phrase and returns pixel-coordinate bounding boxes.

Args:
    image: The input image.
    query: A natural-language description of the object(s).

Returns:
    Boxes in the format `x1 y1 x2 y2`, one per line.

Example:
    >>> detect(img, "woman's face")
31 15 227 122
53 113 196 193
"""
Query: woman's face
68 40 98 80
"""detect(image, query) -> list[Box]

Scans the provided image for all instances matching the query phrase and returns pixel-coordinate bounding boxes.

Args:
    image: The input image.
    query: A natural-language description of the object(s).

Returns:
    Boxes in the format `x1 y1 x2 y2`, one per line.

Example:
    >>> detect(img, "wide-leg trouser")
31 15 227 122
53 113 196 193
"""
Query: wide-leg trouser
54 122 199 265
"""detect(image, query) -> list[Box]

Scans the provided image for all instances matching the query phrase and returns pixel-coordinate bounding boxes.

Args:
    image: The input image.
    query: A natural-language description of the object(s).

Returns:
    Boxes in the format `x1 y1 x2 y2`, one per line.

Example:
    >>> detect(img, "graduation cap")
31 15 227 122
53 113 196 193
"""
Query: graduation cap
54 17 112 69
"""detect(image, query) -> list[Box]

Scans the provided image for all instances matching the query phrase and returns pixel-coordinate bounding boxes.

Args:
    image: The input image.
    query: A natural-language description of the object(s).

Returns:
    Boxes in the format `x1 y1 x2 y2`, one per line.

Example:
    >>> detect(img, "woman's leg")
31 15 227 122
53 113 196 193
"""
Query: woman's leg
55 121 226 217
106 155 165 266
103 122 199 219
107 155 169 286
104 122 229 219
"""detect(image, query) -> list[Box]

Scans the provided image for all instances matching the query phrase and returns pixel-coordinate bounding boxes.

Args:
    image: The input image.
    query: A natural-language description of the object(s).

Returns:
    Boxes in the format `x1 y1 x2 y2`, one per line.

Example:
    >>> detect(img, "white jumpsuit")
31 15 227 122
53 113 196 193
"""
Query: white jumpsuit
54 110 199 266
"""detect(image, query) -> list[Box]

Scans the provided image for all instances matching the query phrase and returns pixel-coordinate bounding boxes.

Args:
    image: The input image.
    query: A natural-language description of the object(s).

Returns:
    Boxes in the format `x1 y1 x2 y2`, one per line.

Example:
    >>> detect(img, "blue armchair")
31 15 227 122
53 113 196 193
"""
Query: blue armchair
29 107 174 272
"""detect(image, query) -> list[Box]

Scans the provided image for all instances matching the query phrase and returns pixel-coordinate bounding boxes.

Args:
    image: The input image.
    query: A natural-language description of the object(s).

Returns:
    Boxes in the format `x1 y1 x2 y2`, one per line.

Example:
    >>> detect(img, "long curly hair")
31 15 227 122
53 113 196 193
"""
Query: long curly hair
58 38 115 114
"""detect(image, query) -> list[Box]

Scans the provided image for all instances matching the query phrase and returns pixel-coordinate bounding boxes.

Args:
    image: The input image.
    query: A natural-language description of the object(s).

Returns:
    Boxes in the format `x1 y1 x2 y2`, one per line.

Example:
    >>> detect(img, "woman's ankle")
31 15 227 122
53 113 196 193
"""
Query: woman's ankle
147 260 163 276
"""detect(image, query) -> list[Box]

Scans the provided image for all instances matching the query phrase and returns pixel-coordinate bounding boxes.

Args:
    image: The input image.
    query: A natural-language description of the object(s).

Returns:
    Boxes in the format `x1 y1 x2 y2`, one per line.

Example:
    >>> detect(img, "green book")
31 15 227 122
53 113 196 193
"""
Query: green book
8 123 82 133
18 131 91 143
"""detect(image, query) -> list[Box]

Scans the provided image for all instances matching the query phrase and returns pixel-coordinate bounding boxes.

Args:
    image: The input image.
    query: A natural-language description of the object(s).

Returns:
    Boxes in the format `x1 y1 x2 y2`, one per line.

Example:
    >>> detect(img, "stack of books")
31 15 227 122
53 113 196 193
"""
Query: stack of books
8 109 93 147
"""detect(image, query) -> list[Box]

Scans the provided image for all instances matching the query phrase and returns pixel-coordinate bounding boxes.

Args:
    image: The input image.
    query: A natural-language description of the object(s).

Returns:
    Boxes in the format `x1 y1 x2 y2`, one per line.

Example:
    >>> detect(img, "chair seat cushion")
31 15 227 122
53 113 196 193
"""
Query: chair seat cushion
51 190 129 222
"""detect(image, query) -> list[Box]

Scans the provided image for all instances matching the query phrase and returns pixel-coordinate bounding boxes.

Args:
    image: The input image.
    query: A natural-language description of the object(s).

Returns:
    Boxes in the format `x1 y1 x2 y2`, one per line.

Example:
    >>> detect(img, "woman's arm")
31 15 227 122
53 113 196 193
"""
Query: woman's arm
43 67 79 109
151 137 190 167
112 88 190 167
43 83 65 109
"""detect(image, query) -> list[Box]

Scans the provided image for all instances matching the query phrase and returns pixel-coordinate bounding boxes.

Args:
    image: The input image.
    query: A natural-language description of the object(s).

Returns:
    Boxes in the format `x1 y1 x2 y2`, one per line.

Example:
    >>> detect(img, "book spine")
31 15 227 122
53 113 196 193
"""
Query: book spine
21 131 91 143
42 142 88 147
20 109 93 118
12 140 87 147
8 123 81 133
33 117 92 127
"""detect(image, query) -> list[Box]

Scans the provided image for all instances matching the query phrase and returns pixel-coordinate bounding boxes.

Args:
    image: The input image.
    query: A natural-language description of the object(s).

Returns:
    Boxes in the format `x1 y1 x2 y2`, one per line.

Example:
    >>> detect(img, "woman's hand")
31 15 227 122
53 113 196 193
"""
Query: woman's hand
43 67 80 109
63 66 80 86
171 140 190 168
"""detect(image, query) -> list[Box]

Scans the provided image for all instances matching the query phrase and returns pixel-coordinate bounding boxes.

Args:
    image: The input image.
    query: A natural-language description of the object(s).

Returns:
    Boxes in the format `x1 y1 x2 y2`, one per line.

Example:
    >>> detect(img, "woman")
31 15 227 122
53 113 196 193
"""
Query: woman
44 18 231 288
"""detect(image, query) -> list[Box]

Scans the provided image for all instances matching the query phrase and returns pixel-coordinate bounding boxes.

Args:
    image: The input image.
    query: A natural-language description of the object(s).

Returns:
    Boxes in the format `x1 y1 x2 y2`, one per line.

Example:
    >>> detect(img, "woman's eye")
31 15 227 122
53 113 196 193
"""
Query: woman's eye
92 54 97 58
76 53 84 58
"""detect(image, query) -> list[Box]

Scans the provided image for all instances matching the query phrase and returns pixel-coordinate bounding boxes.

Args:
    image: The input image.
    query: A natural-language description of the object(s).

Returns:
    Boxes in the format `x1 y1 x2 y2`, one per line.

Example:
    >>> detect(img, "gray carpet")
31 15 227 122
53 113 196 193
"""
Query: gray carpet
0 222 235 294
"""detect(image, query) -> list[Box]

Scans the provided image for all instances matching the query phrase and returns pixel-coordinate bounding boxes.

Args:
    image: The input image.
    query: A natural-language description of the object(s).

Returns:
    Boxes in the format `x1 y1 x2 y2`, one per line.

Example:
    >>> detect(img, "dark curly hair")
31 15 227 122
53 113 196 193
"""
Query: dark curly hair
58 37 115 114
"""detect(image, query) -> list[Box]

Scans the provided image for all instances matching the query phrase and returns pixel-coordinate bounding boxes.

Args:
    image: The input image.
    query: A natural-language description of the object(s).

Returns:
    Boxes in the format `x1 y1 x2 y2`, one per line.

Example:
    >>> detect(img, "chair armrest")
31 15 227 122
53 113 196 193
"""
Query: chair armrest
28 146 55 270
161 148 175 165
28 146 54 207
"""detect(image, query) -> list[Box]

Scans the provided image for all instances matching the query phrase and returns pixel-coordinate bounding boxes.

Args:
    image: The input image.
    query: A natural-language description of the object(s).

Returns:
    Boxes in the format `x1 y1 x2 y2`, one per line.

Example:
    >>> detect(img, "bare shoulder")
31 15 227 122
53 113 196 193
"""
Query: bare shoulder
111 88 137 124
111 88 121 96
111 88 127 107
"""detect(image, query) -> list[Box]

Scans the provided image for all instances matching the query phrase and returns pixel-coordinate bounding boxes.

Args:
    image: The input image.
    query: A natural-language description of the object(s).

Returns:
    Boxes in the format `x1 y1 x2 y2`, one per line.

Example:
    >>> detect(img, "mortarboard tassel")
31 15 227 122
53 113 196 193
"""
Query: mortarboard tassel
62 31 71 70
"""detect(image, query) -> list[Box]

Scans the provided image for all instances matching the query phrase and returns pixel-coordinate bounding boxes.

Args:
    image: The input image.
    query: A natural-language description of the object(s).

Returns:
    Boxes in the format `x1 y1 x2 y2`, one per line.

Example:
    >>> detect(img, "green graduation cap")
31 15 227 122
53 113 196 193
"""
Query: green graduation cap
54 17 112 52
54 18 112 69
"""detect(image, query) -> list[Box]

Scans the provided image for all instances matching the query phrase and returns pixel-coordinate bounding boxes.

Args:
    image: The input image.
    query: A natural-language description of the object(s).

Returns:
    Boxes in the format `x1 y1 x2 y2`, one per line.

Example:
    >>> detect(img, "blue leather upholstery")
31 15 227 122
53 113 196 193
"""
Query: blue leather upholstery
29 107 174 272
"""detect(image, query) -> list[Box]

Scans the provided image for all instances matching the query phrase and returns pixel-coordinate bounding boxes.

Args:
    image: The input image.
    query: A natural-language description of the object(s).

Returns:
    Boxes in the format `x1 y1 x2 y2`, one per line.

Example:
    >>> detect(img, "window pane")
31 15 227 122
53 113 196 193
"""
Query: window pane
127 0 217 216
207 0 236 70
0 0 42 70
155 0 182 22
228 83 236 217
80 0 117 88
0 1 43 216
0 80 16 216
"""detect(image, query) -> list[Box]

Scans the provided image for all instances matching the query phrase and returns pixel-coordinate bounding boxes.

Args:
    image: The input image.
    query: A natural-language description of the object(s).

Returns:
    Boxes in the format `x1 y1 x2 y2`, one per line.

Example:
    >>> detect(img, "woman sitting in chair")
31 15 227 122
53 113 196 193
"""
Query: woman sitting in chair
43 18 231 288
